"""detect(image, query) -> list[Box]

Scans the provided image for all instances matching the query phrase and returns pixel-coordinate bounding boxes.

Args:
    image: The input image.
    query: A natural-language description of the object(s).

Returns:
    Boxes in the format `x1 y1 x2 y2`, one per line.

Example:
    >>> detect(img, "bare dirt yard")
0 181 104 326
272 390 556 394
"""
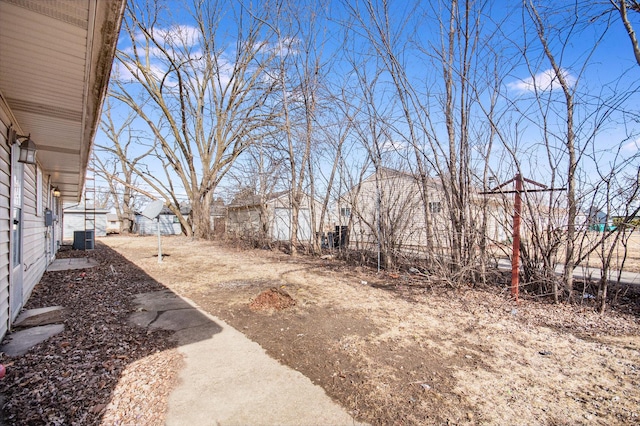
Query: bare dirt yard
97 235 640 426
1 235 639 425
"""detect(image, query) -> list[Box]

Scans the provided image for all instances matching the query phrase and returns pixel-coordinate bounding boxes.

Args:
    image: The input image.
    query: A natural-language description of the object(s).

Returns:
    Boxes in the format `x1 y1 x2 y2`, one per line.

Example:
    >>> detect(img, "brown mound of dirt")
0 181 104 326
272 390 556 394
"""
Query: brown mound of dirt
249 287 296 311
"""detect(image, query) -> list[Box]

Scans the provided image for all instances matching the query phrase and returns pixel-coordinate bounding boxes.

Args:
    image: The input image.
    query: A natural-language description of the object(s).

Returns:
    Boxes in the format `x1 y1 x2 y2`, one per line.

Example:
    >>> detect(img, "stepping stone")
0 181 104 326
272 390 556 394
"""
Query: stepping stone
14 306 64 328
133 290 192 311
1 324 65 357
130 291 215 332
128 311 159 328
46 258 99 272
150 309 213 331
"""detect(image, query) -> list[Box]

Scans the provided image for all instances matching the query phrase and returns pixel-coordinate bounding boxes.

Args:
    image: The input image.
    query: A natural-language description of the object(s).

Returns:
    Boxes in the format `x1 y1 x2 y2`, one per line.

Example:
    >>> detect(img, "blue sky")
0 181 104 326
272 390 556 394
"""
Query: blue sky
95 0 640 205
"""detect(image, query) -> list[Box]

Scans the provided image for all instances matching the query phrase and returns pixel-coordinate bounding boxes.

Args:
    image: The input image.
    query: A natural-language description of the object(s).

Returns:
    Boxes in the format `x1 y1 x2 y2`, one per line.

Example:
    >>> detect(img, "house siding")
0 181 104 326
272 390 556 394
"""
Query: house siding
347 172 432 252
21 162 47 304
344 169 510 254
1 0 126 343
0 110 11 338
227 208 262 236
0 99 63 338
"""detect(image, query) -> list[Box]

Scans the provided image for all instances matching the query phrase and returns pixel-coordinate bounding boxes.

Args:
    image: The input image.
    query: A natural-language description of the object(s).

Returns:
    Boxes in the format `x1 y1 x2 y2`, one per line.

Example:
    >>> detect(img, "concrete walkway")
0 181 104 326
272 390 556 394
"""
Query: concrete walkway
4 254 362 425
131 291 364 426
46 257 99 272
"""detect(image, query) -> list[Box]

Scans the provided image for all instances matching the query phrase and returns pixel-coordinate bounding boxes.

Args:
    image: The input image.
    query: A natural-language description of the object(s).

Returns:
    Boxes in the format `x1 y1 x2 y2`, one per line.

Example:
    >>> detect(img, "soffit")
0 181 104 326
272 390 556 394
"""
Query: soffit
0 0 125 201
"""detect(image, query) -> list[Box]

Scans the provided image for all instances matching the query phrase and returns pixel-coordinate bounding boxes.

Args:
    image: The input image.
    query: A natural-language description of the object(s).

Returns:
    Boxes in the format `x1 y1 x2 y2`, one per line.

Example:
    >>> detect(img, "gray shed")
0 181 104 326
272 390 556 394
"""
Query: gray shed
226 191 319 242
134 206 185 236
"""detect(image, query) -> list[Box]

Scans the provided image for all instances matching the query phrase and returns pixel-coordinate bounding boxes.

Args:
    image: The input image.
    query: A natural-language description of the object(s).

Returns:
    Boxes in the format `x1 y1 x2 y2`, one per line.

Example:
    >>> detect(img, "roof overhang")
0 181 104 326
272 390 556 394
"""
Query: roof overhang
0 0 125 201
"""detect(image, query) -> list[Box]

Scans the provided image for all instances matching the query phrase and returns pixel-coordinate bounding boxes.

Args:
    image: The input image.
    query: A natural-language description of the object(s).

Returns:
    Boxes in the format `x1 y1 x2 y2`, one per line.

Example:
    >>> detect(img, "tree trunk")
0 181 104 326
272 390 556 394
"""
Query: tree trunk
191 193 212 239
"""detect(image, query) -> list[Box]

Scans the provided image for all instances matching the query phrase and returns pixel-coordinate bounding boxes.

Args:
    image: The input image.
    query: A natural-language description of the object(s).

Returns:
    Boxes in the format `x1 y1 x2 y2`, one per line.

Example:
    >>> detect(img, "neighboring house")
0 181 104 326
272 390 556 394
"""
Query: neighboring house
106 213 121 234
226 191 321 242
62 205 109 240
340 168 510 252
0 0 125 339
584 208 617 232
134 206 185 236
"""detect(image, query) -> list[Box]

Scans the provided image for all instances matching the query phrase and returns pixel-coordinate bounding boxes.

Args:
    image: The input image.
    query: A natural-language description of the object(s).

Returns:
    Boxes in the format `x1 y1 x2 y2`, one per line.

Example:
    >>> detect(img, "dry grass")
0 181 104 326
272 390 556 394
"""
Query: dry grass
580 231 640 273
102 235 640 425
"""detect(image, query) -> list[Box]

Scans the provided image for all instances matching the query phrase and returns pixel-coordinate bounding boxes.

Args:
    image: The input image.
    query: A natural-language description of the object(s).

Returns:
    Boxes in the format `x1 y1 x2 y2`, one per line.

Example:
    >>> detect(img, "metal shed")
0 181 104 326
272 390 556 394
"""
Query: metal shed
62 205 109 240
134 206 184 236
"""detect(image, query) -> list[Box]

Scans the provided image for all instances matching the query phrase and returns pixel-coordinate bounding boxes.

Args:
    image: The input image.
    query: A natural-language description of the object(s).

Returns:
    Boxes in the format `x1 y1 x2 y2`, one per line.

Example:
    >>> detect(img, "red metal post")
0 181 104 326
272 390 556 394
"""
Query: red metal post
511 174 522 302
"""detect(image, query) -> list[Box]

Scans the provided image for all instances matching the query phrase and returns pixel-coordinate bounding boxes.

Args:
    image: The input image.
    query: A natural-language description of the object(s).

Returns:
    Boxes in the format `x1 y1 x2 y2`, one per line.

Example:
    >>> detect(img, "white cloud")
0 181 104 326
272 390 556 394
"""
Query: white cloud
135 25 201 48
113 60 168 85
621 139 640 153
380 140 408 152
118 24 239 93
508 68 576 93
256 37 301 58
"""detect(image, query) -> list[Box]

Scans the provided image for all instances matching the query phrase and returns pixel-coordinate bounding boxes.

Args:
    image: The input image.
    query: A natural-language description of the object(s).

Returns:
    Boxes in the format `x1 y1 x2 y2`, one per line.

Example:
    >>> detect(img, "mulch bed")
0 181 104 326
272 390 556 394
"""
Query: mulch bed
0 243 182 425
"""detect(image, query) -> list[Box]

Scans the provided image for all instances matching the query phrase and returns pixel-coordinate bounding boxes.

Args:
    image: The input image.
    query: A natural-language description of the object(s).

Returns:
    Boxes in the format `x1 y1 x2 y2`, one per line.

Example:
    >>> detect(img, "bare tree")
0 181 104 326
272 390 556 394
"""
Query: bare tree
340 0 508 280
611 0 640 66
495 1 640 305
263 0 331 255
95 99 153 233
227 136 287 241
109 0 279 238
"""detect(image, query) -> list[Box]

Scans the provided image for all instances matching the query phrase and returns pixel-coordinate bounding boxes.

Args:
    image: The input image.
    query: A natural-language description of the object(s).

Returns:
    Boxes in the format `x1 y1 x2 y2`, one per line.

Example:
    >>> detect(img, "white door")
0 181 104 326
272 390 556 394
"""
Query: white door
273 208 312 241
297 208 312 241
9 144 24 322
273 208 290 241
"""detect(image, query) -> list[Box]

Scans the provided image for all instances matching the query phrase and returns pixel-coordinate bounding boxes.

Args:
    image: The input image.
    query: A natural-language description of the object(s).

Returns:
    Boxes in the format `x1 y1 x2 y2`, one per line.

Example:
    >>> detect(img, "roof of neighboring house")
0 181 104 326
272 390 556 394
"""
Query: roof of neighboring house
106 213 119 221
343 167 443 197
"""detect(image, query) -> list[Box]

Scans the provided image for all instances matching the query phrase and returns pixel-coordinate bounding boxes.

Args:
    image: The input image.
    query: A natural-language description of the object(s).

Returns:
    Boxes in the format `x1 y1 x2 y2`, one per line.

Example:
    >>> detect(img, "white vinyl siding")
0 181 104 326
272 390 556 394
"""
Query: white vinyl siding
1 100 58 340
273 208 312 242
21 162 47 303
0 114 11 338
36 167 42 217
63 210 109 240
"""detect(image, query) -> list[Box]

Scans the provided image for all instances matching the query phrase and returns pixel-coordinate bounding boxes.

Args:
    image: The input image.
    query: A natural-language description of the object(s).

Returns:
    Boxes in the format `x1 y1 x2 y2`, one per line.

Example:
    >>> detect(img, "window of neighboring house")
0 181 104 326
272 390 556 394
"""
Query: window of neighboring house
173 216 180 223
340 207 351 217
428 201 442 214
36 167 43 216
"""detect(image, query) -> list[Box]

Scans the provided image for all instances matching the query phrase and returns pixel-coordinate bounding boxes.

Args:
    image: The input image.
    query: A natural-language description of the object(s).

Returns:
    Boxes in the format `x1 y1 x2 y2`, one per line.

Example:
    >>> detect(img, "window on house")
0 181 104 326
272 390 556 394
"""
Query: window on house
428 201 442 214
173 216 180 223
340 207 351 217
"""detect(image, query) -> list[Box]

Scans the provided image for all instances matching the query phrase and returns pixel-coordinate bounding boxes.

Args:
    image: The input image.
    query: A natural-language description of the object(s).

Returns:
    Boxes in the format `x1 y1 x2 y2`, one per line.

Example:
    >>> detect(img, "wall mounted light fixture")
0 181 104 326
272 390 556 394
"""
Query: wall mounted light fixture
7 126 38 165
52 187 61 197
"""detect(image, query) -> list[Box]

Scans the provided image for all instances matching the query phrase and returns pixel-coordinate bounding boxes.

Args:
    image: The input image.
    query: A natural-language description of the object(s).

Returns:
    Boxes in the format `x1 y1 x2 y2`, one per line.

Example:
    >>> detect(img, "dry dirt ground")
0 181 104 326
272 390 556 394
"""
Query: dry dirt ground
100 235 640 426
1 235 639 425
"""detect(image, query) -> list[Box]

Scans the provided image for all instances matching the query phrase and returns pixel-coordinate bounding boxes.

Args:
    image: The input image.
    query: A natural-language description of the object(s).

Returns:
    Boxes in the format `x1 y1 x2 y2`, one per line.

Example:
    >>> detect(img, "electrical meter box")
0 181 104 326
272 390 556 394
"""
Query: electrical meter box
45 209 53 227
